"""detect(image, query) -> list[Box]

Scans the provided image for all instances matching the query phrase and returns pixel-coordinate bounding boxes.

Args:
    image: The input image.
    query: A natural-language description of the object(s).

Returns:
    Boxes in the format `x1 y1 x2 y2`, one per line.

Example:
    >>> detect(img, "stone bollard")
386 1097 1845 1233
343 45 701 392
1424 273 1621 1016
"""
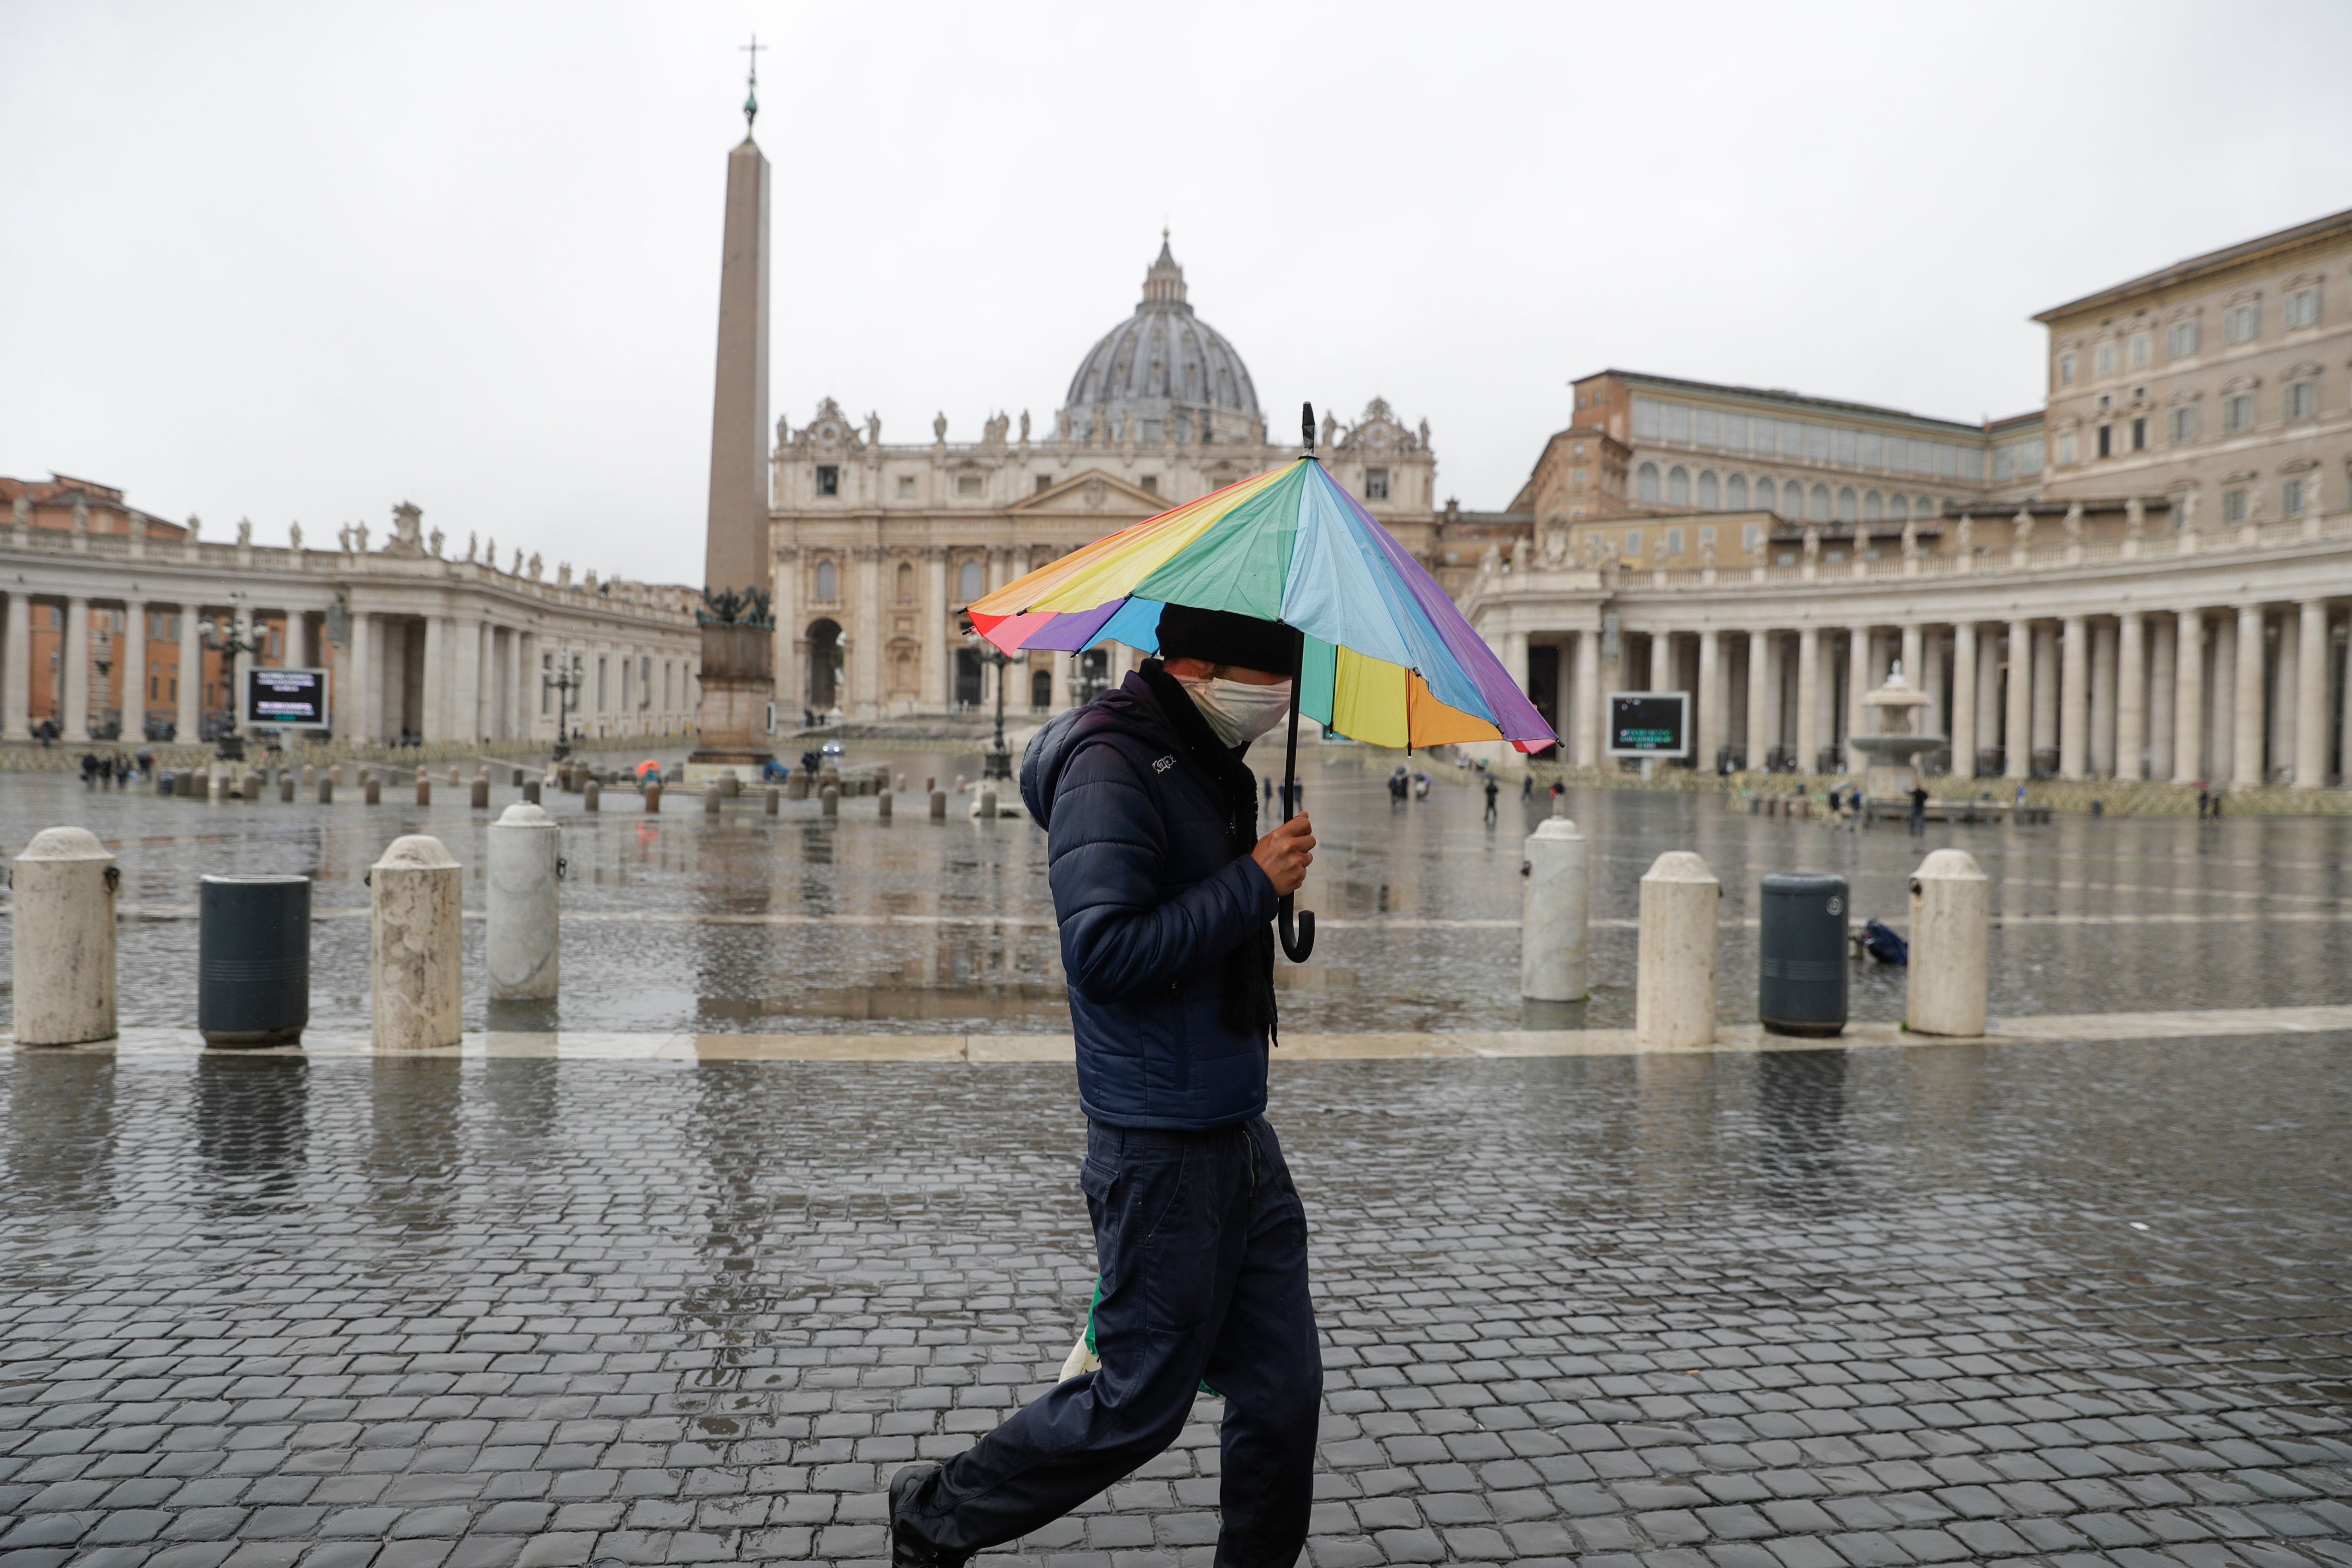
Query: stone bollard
302 763 317 786
471 775 490 809
278 771 296 803
486 802 561 1000
208 767 229 803
975 784 998 819
330 763 344 785
955 774 966 791
1907 848 1990 1037
317 775 334 804
177 767 198 797
446 764 461 787
787 772 808 799
10 827 119 1044
522 777 541 805
511 766 526 787
244 772 265 801
644 780 662 813
415 774 431 806
583 780 600 812
720 773 741 799
763 786 779 816
364 775 382 806
703 784 721 817
369 835 462 1050
1635 851 1719 1049
929 788 947 820
895 773 906 792
877 789 893 821
1519 816 1589 1002
820 784 839 818
925 776 936 793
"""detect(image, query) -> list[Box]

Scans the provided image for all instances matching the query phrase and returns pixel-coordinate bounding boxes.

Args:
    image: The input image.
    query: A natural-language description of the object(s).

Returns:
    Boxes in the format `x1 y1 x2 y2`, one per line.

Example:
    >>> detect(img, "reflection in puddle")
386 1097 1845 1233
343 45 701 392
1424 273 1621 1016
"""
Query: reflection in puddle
699 982 1069 1023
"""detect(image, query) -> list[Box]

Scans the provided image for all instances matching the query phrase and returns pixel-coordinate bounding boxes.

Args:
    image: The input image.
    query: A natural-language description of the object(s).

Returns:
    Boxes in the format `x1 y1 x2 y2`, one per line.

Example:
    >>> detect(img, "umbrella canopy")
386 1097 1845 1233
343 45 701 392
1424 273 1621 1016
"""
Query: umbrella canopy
967 458 1556 752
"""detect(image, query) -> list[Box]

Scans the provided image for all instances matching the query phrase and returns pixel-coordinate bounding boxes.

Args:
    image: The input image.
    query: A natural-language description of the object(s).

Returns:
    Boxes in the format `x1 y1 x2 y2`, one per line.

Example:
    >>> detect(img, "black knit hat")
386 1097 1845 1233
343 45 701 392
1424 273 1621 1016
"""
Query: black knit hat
1155 604 1299 676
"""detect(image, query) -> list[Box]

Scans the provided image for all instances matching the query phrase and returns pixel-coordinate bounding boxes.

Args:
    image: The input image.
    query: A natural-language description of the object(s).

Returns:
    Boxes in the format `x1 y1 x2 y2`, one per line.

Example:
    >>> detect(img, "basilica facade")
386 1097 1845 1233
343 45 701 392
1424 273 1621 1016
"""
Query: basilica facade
766 240 1436 720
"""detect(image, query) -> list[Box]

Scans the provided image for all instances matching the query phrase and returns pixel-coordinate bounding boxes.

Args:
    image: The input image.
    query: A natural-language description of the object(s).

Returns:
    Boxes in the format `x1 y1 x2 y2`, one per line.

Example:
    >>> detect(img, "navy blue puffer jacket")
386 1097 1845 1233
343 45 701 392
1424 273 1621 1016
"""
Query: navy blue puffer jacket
1021 671 1277 1130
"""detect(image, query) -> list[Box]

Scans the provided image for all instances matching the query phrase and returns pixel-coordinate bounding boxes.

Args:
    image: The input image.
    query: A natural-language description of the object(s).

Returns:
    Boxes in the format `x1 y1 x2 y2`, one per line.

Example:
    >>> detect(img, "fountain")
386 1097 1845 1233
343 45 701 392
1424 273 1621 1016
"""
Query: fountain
1853 662 1944 802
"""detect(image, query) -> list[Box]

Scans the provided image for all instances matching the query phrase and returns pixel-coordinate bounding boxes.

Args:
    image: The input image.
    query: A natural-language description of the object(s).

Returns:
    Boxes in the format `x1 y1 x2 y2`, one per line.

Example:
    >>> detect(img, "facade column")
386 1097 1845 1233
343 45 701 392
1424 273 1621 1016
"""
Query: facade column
1745 630 1774 771
1915 626 1941 742
2004 619 2033 778
2233 605 2265 787
61 596 91 743
454 616 483 743
1899 624 1923 688
1696 628 1721 770
2 593 30 741
1950 623 1977 778
923 548 948 710
287 608 311 671
514 631 535 740
2085 618 2113 777
121 600 148 744
2295 599 2329 787
2060 616 2098 780
2210 613 2236 781
2174 610 2203 781
1973 628 2000 777
2029 623 2058 772
1503 628 1530 708
177 601 202 742
1047 649 1071 712
1574 628 1602 769
422 616 449 743
1845 626 1871 771
2147 615 2175 779
2116 614 2146 781
856 547 883 721
2269 625 2294 779
1796 626 1822 772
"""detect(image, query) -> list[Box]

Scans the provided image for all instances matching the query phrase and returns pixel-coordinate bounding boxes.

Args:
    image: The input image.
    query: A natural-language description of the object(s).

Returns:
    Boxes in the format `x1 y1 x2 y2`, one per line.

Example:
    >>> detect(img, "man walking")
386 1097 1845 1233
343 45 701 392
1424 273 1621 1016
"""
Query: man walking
888 605 1323 1568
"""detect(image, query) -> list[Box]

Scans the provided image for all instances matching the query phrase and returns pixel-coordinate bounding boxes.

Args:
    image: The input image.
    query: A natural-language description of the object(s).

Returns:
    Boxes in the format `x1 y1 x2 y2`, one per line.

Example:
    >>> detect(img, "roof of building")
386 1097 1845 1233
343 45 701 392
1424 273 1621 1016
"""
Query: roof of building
2033 206 2352 322
1580 369 1991 435
1063 237 1259 419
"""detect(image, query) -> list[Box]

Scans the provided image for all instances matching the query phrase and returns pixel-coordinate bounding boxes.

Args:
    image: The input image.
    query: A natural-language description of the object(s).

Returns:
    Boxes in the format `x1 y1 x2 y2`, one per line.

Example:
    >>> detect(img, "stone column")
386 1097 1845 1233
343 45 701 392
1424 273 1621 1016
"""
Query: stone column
2116 613 2146 781
1845 626 1871 772
2174 610 2204 781
1951 624 1977 778
923 548 949 711
2270 625 2295 779
1697 628 1721 769
2210 612 2236 781
1048 649 1071 712
2004 619 2033 778
2 593 30 741
61 595 91 743
452 616 483 743
1899 624 1923 687
343 610 374 744
1796 626 1822 771
513 630 534 741
2295 599 2329 787
2147 615 2175 779
120 600 147 744
2233 604 2265 787
2060 616 2098 780
1974 629 2001 776
856 546 883 720
1920 628 1945 750
287 608 311 671
1574 628 1602 769
1746 630 1775 769
2079 617 2108 777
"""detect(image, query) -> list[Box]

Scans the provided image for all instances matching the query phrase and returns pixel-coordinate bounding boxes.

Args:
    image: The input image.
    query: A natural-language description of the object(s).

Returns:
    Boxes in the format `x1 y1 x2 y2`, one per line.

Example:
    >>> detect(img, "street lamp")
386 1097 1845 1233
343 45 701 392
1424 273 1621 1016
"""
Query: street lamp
543 653 586 759
966 630 1014 780
199 611 266 762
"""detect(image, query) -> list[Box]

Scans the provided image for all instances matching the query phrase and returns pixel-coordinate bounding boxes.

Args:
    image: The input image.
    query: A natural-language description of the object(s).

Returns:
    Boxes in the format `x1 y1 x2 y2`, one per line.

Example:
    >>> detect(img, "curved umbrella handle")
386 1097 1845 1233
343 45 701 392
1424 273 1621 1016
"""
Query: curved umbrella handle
1279 894 1315 962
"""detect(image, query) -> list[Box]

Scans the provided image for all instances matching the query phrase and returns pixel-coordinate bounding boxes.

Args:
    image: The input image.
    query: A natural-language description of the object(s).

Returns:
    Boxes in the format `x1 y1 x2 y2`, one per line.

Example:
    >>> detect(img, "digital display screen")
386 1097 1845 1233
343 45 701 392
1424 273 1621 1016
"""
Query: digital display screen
246 668 329 728
1607 692 1689 757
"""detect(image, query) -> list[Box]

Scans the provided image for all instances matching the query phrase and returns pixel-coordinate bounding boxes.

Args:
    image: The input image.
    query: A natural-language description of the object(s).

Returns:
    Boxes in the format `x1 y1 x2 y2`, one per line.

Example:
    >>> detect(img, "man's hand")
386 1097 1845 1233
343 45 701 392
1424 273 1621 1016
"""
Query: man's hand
1251 813 1315 897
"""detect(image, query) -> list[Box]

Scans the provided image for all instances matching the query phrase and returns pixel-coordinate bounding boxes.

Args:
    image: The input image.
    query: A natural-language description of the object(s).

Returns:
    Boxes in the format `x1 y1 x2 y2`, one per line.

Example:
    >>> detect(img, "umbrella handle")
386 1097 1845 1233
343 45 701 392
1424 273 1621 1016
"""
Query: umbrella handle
1279 895 1315 962
1277 627 1314 964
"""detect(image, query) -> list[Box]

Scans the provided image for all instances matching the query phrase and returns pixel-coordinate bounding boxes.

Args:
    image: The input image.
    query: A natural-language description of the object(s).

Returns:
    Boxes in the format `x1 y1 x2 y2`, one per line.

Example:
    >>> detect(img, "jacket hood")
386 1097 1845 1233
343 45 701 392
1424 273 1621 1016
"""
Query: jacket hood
1020 673 1181 829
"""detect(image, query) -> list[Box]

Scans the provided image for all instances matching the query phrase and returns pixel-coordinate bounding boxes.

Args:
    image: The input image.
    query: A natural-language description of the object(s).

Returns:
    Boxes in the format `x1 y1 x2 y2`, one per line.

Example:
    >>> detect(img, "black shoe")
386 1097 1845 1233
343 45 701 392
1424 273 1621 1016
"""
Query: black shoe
889 1462 966 1568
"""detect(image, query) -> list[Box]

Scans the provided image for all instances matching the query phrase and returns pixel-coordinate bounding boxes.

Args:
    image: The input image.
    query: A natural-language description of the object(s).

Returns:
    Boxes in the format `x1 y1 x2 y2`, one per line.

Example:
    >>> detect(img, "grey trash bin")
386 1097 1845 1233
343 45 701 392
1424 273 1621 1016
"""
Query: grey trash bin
1758 872 1847 1038
198 873 311 1046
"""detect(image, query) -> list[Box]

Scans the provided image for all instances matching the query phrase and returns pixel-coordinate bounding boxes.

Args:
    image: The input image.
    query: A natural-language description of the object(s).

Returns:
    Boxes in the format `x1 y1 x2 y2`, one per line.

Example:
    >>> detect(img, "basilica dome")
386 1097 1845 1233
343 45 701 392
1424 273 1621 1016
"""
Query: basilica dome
1062 237 1262 444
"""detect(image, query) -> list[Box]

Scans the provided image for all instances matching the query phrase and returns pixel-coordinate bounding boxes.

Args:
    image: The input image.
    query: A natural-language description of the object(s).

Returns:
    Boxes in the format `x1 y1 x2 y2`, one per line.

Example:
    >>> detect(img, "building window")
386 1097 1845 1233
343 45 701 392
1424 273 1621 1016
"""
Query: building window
1632 398 1662 440
1667 466 1690 505
2056 431 2076 466
2131 417 2147 451
1833 427 1858 466
815 465 839 497
815 560 838 601
2130 333 2150 368
1806 425 1831 462
1698 524 1716 553
1697 470 1718 508
1665 527 1684 558
2287 380 2317 420
1636 462 1660 502
1029 474 1050 495
2095 341 2115 377
895 562 914 604
2284 477 2308 517
2223 393 2254 433
1835 486 1858 523
2058 354 2075 386
958 560 983 601
1808 483 1830 522
1858 431 1882 469
2286 287 2320 329
1139 475 1159 496
2171 407 2196 443
1889 493 1910 522
1570 466 1587 486
898 474 917 499
2223 488 2248 524
1663 404 1690 443
1622 530 1642 560
1885 436 1908 472
1742 523 1761 552
1755 476 1776 513
2168 321 2199 357
1363 467 1389 500
1695 409 1720 447
2225 302 2260 343
956 474 983 497
1726 473 1748 509
1863 490 1883 522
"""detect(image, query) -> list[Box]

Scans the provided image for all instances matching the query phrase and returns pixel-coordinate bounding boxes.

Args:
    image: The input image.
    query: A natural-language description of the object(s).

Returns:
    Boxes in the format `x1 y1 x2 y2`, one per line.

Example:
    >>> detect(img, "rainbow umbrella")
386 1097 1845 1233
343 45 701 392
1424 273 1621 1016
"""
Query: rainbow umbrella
968 404 1556 959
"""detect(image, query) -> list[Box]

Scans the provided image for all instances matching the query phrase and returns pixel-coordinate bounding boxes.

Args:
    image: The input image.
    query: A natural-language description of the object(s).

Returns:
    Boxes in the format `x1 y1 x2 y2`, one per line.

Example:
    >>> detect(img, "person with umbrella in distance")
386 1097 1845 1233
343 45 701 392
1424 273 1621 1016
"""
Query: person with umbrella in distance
887 603 1319 1568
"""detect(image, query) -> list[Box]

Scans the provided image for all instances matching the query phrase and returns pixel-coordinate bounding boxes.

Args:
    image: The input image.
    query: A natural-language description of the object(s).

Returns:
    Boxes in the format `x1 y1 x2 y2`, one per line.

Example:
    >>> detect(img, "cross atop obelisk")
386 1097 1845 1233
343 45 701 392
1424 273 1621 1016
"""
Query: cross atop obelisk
740 34 766 129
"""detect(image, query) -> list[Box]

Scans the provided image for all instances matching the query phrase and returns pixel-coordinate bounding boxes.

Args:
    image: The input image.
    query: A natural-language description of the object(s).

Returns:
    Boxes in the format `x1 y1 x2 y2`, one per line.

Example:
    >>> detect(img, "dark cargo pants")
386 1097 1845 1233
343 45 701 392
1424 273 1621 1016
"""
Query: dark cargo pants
897 1115 1321 1567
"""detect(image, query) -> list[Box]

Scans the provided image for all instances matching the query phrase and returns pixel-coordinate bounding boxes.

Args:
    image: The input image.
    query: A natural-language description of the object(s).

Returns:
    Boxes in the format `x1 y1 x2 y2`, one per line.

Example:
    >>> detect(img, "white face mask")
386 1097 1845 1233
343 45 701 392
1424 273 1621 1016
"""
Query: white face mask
1175 673 1294 748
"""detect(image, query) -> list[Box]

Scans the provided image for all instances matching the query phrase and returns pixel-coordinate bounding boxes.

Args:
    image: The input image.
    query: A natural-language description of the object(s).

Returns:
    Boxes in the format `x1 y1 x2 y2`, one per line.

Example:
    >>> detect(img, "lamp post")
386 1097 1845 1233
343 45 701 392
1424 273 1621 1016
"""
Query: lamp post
543 653 586 760
968 631 1014 780
199 609 266 762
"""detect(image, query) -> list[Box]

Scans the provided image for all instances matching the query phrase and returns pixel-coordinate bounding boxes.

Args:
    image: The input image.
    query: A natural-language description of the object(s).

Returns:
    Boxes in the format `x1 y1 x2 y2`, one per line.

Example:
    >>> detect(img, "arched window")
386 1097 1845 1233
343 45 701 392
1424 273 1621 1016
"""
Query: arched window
895 561 914 604
1917 494 1935 519
1863 490 1883 522
958 559 983 601
1667 466 1690 506
1636 462 1661 502
815 559 838 601
1755 476 1776 514
1836 486 1858 524
1890 493 1910 522
1809 484 1831 522
1726 473 1748 509
1697 470 1719 509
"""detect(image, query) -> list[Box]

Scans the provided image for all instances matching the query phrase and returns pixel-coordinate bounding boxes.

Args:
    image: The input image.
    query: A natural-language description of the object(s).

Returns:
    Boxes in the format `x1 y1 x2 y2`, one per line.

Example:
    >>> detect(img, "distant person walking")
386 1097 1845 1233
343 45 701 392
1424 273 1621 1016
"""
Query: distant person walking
1521 773 1533 802
1908 783 1928 836
1482 775 1499 823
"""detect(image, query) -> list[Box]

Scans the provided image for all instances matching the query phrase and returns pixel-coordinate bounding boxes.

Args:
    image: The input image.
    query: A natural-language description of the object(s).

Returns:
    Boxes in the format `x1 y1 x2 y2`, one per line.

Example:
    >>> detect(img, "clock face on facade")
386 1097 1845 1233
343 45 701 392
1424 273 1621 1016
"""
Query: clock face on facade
817 421 841 444
1368 427 1387 446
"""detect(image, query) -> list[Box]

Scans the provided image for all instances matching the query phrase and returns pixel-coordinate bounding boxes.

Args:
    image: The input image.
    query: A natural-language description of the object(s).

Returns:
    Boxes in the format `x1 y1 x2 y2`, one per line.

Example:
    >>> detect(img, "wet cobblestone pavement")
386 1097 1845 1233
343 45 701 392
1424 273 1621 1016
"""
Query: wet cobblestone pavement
6 759 2352 1037
3 1036 2348 1568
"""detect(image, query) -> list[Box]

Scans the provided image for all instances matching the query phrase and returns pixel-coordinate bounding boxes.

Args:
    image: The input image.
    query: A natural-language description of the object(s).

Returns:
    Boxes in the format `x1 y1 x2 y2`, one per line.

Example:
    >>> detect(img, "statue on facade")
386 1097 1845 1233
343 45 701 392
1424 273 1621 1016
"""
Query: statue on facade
585 570 599 592
187 515 202 542
11 495 28 530
2012 505 2035 548
2124 496 2146 539
1802 525 1821 563
933 411 948 444
1542 521 1568 566
1319 409 1338 450
1700 534 1717 569
867 412 882 446
1956 513 1974 551
1418 418 1431 450
236 518 252 546
2176 490 2199 534
1900 518 1919 558
2061 500 2085 541
428 527 444 557
289 522 303 550
1056 409 1073 441
465 531 478 562
528 551 542 580
484 535 496 569
1019 410 1031 443
1510 537 1529 574
983 410 1009 445
1479 543 1501 575
556 562 571 586
72 496 89 535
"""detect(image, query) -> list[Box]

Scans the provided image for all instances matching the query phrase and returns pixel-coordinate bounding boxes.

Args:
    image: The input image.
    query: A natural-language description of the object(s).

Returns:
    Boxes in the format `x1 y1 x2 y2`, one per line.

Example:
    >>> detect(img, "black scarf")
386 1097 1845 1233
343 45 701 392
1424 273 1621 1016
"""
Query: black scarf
1138 659 1279 1045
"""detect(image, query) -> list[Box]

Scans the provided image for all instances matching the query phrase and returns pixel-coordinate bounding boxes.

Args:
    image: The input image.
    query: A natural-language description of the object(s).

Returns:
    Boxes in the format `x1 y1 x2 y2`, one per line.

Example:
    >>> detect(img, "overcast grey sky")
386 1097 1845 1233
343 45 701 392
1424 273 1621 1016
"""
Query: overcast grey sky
5 1 2349 585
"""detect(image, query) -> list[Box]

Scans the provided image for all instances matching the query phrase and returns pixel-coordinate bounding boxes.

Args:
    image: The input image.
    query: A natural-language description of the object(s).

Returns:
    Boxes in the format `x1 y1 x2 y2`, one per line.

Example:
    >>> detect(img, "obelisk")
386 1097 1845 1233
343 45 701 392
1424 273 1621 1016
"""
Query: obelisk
687 49 776 783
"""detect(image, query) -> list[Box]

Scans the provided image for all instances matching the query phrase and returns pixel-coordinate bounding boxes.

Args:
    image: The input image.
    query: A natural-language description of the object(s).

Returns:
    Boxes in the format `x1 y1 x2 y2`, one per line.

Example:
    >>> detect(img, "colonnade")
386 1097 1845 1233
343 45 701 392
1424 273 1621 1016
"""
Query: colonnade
1509 597 2351 787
